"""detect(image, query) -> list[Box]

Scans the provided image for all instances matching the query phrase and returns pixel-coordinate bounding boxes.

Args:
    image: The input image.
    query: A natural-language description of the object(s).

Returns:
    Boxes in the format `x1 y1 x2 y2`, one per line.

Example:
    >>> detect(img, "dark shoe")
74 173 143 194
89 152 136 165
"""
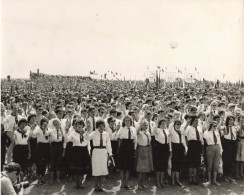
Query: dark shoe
189 181 194 185
98 189 103 192
124 185 132 190
160 183 166 187
142 185 149 189
94 188 100 192
176 181 182 187
192 181 199 185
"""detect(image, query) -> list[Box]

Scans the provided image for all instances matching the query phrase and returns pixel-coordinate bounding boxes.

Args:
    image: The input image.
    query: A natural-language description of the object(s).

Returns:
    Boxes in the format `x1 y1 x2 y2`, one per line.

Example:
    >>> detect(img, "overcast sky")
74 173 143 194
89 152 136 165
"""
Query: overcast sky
1 0 244 81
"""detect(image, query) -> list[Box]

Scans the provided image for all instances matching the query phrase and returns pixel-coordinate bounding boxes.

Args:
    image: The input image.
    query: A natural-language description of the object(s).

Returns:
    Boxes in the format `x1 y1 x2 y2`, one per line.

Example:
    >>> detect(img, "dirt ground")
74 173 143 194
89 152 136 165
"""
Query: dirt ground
24 174 244 195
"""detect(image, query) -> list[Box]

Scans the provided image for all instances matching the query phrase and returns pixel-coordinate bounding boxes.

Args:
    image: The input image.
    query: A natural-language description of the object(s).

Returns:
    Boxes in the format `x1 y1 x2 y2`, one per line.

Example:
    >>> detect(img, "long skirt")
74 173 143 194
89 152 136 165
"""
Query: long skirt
154 140 170 172
13 145 28 173
28 138 37 167
222 139 237 176
50 142 63 172
62 142 73 173
236 139 244 162
92 148 108 176
111 140 118 167
69 146 90 175
135 145 154 173
36 143 50 176
187 140 202 168
117 139 135 171
171 143 185 172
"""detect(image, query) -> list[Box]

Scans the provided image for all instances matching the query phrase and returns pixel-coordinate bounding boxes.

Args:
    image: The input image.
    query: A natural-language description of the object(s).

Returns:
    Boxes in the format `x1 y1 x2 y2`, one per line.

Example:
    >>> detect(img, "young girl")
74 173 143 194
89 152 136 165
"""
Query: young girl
169 120 188 186
46 119 64 184
204 121 223 186
33 118 50 184
135 120 154 190
12 119 29 179
236 114 244 178
218 115 238 182
116 115 137 190
68 119 90 189
185 116 203 185
86 120 112 192
153 119 171 188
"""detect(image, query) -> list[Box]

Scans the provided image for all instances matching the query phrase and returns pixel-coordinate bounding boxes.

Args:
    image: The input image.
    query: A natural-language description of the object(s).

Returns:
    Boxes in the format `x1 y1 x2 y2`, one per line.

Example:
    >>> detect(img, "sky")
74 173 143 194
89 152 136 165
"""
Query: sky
1 0 244 82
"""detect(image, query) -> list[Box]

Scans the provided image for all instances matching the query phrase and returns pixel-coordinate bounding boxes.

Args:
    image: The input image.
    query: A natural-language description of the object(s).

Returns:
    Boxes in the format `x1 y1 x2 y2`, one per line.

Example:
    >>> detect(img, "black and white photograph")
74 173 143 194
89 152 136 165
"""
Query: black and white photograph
1 0 244 194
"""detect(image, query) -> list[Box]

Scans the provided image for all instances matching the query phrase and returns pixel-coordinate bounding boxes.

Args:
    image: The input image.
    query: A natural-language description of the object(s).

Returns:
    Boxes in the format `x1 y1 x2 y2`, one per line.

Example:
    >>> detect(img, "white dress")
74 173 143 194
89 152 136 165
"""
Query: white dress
87 130 112 176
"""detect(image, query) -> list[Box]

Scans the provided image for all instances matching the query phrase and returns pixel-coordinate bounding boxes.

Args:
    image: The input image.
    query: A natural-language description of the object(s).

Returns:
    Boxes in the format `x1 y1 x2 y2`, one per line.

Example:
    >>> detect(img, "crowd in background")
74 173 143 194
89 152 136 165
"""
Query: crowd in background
1 76 244 192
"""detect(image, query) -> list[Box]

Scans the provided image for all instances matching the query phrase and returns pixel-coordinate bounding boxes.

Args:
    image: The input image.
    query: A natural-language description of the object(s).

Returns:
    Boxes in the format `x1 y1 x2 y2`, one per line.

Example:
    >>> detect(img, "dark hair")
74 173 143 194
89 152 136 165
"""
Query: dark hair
4 162 21 174
173 120 182 129
40 118 48 127
225 115 235 134
107 117 115 124
96 120 105 128
190 116 199 126
27 114 36 123
122 115 133 127
152 114 158 121
74 119 85 128
213 115 220 121
41 110 48 115
158 119 166 128
18 119 27 126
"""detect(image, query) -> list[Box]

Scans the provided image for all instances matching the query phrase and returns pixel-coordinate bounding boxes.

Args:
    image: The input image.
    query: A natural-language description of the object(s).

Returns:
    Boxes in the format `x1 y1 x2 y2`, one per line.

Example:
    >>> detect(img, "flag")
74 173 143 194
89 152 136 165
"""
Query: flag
195 67 197 71
157 66 160 69
162 68 164 72
178 69 182 74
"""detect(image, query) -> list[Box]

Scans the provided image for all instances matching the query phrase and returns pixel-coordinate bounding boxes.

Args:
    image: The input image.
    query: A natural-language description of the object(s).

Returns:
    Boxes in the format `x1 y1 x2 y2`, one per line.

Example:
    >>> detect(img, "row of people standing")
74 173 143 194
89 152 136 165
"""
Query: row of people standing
2 104 244 191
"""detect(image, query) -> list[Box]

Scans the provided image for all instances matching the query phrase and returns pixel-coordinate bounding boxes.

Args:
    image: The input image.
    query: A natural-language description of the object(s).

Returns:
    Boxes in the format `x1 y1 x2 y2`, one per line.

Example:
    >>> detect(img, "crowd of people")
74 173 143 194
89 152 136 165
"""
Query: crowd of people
1 75 244 192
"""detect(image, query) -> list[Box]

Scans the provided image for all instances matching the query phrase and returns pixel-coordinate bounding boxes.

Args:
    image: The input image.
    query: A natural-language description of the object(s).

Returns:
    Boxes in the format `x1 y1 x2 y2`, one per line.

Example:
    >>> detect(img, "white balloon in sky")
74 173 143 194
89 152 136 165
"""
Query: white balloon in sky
170 41 179 49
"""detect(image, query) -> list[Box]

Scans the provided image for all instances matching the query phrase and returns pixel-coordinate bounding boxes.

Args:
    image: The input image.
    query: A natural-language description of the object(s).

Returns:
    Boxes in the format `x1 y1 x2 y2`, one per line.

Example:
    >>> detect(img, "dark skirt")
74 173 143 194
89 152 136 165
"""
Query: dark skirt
13 145 28 173
50 142 63 172
36 143 50 176
69 146 90 175
172 143 185 172
154 140 170 172
117 139 135 171
187 140 202 168
222 139 237 175
111 140 118 166
28 138 37 167
62 142 73 172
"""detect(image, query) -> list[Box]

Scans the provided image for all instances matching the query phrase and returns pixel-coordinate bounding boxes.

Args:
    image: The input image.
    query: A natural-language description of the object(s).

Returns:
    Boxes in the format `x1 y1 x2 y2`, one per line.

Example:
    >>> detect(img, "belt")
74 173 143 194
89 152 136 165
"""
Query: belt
51 142 63 145
207 144 219 146
93 146 106 149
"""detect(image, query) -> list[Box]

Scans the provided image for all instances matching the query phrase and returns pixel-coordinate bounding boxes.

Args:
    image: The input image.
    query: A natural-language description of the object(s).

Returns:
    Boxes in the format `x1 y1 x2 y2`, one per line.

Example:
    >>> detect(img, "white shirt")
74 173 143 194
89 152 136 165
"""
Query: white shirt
185 126 204 144
2 115 16 132
46 128 64 143
169 127 188 152
137 131 151 146
25 124 37 139
203 130 223 153
33 126 49 143
145 120 156 136
86 130 112 156
106 126 118 141
68 131 89 147
116 126 137 140
221 126 239 140
154 128 171 145
14 129 29 145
